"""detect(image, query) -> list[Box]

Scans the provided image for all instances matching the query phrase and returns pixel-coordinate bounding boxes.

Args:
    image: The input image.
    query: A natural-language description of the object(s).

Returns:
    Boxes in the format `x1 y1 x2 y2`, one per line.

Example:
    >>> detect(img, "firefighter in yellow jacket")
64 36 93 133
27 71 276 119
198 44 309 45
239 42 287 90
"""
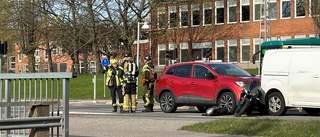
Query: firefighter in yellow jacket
105 59 124 113
142 55 157 112
120 53 139 113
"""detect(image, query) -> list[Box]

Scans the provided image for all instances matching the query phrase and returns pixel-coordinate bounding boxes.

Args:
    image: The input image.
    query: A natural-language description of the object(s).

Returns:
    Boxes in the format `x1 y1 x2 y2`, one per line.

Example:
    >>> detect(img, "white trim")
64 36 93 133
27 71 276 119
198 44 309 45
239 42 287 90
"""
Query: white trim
169 43 177 50
192 42 212 49
269 1 277 20
281 36 292 40
9 56 15 69
253 0 263 21
158 44 166 66
18 51 22 62
203 2 212 26
295 35 306 39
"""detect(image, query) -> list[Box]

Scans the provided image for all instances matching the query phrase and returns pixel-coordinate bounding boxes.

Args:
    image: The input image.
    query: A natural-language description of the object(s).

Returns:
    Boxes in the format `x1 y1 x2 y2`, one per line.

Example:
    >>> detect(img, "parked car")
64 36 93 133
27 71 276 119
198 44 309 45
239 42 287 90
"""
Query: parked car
154 62 260 113
261 48 320 116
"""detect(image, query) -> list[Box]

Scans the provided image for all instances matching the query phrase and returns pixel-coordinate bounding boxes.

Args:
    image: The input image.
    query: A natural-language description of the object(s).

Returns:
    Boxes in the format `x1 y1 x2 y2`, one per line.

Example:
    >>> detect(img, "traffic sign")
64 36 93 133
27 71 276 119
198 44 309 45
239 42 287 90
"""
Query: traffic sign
101 58 109 67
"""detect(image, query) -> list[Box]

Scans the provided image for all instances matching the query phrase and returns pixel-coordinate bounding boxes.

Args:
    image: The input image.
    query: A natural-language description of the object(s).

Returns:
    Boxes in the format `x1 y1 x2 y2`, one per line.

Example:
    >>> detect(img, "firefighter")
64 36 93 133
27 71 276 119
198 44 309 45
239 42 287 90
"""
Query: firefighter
141 55 157 112
120 53 139 113
105 59 124 113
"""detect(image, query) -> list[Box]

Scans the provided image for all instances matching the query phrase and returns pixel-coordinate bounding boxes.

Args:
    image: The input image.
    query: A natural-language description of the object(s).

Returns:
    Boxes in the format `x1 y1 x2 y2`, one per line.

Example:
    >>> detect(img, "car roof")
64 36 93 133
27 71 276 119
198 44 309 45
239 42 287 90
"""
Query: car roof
166 61 231 67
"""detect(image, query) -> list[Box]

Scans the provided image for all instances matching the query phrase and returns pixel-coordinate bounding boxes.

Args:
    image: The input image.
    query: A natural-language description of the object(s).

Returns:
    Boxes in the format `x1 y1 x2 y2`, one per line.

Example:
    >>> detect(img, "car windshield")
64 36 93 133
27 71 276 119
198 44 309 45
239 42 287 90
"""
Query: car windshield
208 64 252 77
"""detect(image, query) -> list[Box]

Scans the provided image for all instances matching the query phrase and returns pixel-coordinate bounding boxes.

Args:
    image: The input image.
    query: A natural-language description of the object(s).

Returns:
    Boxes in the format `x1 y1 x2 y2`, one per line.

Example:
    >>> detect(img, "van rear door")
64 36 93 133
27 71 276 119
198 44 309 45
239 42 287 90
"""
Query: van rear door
289 51 320 106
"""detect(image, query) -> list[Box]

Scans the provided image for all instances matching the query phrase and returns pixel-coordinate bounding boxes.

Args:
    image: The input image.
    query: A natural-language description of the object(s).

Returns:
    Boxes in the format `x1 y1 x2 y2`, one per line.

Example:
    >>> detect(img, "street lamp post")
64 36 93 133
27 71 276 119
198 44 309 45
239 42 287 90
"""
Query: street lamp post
136 21 150 98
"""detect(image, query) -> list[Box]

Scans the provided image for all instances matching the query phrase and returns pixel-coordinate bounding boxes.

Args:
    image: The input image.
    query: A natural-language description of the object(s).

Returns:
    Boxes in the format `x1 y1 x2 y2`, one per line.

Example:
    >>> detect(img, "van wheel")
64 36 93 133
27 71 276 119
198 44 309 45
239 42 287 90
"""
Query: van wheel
267 92 287 116
218 92 236 114
160 92 177 113
304 108 320 116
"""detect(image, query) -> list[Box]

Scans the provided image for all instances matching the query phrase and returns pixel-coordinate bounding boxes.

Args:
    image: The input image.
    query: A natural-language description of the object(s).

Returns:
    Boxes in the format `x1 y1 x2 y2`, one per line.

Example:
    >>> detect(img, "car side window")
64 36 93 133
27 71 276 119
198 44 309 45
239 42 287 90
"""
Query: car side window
173 65 192 78
166 67 176 75
193 65 212 79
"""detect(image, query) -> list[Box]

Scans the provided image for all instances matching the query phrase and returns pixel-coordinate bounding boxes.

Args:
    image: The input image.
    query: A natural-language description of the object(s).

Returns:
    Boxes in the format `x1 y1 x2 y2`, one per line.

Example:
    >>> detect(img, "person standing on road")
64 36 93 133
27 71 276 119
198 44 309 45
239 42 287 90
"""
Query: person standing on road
120 53 139 113
141 55 157 112
104 59 124 113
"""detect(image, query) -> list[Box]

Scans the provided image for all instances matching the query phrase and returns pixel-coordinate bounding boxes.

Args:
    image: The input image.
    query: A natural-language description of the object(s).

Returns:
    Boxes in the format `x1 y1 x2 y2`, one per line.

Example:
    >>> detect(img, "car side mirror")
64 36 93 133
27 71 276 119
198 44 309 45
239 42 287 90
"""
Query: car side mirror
205 73 217 80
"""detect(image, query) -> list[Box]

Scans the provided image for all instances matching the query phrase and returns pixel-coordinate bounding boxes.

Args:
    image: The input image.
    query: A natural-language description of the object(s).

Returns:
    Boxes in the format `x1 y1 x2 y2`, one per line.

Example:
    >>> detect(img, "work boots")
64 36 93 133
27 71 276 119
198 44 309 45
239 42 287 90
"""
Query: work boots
120 106 124 113
112 106 117 112
142 104 153 112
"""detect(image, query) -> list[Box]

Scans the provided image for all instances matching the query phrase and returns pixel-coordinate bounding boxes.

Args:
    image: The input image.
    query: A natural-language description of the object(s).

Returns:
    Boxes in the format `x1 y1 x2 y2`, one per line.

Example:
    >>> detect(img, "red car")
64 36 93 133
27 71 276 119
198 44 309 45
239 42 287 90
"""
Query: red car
154 62 260 113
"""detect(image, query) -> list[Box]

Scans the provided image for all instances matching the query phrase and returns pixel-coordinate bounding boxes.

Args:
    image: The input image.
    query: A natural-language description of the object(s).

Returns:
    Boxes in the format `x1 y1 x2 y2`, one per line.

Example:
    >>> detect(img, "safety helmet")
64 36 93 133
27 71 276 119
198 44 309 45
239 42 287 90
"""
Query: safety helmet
110 59 117 64
143 55 151 61
124 52 132 57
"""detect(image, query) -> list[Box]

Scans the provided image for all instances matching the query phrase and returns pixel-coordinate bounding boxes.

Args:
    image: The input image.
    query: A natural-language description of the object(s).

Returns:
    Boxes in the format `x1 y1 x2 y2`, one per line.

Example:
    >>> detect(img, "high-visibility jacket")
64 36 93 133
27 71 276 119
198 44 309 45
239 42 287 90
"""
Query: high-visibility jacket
142 61 157 85
106 67 123 86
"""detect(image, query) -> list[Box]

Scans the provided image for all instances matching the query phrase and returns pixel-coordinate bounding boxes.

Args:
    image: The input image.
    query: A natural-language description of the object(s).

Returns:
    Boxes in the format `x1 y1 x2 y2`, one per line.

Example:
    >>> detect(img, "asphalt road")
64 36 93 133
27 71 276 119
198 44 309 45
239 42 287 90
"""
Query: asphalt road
67 99 320 137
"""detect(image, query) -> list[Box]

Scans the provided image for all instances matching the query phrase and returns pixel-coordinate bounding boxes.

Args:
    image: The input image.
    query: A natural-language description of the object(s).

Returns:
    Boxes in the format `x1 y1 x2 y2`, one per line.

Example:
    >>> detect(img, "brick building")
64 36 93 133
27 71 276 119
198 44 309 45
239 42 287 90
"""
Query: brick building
148 0 318 69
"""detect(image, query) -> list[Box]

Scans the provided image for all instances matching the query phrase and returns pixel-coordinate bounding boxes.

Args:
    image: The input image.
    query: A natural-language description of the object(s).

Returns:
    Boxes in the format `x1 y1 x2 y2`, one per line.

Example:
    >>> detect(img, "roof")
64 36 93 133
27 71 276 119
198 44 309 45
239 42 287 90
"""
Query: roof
261 38 320 48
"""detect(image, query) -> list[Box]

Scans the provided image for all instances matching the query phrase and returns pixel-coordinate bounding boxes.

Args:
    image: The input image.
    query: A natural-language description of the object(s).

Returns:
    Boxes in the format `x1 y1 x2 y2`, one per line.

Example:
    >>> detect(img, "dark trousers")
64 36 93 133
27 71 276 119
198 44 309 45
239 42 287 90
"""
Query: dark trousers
109 85 123 105
124 83 137 94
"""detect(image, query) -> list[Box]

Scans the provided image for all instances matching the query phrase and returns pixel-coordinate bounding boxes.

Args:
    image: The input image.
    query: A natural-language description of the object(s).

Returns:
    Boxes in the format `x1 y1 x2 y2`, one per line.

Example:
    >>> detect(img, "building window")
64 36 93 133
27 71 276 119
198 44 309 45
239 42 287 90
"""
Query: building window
44 50 48 60
158 44 166 66
241 39 250 62
215 1 225 24
241 0 250 22
228 0 237 23
281 36 292 40
228 39 237 63
34 48 39 56
35 64 39 72
158 7 166 29
52 48 57 55
59 46 66 55
281 0 291 19
254 38 262 62
89 61 96 74
215 40 225 62
169 43 177 64
18 51 22 62
168 6 177 28
295 0 305 17
23 65 29 73
180 5 188 27
269 0 277 19
203 2 212 25
180 43 189 62
254 0 264 21
295 35 306 39
9 56 15 69
192 4 200 26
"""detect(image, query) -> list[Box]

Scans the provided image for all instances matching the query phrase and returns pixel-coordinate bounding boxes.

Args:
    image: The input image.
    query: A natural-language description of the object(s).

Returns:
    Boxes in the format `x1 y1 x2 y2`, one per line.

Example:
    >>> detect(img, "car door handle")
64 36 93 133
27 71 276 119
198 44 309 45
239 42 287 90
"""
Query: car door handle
190 82 195 85
313 74 320 78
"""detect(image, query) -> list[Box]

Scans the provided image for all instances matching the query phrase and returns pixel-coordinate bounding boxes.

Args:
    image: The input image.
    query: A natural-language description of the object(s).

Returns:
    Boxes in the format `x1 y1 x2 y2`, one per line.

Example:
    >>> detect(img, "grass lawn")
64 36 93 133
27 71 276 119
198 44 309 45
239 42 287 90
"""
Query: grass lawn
180 117 320 137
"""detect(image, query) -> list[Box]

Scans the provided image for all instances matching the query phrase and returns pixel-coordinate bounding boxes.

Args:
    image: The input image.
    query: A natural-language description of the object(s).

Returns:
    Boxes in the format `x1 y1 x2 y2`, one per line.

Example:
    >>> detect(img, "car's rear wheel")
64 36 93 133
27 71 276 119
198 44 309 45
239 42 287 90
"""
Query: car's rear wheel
218 92 236 114
160 92 177 113
267 92 287 116
196 106 209 113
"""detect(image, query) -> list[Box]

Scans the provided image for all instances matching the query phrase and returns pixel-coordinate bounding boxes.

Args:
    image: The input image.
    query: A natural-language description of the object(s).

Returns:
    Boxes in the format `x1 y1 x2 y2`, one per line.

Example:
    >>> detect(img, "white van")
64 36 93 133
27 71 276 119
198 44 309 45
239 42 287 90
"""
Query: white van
261 48 320 116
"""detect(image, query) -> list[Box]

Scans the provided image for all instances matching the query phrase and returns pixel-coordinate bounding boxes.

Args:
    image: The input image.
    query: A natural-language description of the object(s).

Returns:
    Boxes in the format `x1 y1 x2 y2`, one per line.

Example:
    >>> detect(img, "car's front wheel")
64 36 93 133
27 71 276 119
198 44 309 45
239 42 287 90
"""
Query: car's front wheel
160 92 178 113
267 92 287 116
218 92 236 114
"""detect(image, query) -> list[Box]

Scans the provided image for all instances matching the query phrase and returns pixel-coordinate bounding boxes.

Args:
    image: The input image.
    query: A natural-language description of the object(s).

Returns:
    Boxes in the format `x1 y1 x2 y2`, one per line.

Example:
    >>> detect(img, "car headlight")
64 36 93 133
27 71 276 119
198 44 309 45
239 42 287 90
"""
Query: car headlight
234 81 245 87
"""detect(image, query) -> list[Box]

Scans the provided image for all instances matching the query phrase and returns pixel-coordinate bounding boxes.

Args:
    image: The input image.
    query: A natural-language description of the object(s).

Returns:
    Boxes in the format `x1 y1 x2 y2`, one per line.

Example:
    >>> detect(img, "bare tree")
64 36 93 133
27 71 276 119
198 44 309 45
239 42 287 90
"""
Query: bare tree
311 0 320 36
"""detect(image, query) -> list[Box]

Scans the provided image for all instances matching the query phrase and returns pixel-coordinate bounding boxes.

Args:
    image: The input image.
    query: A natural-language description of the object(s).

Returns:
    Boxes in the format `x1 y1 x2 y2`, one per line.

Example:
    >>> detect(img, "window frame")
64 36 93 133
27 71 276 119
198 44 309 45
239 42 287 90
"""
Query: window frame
240 0 250 22
295 0 305 18
9 56 15 69
158 44 166 66
158 7 166 29
281 0 291 19
227 0 237 24
203 2 212 26
191 4 200 27
253 0 263 21
240 39 250 63
168 6 177 28
268 0 277 20
228 39 237 63
215 1 225 25
215 40 225 62
180 5 189 28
